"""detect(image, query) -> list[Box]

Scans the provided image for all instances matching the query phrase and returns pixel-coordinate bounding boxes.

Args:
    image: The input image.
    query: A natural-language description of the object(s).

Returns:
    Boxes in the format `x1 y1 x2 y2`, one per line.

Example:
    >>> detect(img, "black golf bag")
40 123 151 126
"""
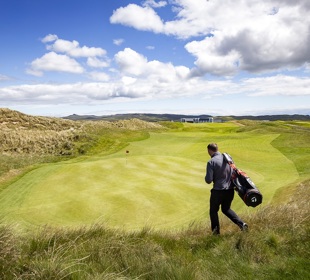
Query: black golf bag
223 153 263 207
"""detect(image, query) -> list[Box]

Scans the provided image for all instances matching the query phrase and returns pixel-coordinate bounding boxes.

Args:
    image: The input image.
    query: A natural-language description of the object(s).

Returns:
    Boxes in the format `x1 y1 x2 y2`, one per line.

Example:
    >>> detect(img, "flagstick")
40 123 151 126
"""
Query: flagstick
126 150 129 165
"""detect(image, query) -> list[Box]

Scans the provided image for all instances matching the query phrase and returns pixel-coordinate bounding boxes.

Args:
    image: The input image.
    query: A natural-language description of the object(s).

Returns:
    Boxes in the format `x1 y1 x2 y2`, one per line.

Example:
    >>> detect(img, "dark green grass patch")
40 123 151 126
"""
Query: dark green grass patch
271 130 310 179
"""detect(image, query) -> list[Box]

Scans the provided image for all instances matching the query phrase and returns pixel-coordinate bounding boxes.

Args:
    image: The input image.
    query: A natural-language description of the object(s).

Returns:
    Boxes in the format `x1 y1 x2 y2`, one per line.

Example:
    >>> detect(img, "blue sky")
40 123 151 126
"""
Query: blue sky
0 0 309 117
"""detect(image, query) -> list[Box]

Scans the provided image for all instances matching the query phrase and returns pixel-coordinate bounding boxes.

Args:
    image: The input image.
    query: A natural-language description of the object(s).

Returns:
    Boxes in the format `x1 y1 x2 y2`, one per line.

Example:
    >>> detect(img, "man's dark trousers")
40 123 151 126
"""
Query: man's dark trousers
210 189 244 234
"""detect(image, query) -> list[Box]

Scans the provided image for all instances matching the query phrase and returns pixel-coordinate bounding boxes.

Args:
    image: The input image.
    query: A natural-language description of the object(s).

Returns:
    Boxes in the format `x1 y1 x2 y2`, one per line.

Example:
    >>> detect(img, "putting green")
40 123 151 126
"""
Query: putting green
0 123 299 230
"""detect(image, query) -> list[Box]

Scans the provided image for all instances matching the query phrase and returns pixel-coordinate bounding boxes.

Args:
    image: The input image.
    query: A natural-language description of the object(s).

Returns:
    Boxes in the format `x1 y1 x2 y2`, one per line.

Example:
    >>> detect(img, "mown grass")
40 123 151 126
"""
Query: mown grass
0 180 309 280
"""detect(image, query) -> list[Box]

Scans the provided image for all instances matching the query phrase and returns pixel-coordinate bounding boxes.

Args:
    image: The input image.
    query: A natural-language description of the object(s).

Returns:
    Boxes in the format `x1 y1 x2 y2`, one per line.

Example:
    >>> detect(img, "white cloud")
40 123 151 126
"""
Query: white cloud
114 48 191 82
0 74 10 81
88 72 110 82
46 38 106 57
87 57 110 68
41 34 58 43
25 68 43 77
142 0 167 8
122 76 137 85
115 48 148 76
113 38 124 46
27 35 110 76
186 34 241 77
110 4 164 33
243 75 310 97
27 52 84 76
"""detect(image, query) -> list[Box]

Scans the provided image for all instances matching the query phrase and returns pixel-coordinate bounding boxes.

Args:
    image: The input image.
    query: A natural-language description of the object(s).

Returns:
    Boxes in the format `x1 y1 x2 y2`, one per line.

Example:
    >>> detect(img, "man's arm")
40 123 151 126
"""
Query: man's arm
205 162 213 184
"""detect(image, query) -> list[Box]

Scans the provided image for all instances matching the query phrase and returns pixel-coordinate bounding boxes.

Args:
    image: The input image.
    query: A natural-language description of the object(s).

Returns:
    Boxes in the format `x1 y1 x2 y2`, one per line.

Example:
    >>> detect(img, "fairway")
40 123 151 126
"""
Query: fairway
0 123 300 230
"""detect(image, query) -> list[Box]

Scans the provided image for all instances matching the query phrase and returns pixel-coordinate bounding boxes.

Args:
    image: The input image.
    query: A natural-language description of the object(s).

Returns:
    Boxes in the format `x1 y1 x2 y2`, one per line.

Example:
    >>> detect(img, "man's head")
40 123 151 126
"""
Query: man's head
207 143 218 156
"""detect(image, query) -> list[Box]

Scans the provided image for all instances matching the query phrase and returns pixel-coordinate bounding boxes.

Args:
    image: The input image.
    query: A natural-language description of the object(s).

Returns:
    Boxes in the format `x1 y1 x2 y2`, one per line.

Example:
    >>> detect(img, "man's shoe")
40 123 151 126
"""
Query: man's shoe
241 223 248 231
212 226 220 235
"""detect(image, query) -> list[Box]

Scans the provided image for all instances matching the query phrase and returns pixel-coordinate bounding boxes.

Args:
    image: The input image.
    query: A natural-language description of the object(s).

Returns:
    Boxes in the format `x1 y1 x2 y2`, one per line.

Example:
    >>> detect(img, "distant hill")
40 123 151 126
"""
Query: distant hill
63 113 310 122
223 114 310 121
63 113 213 122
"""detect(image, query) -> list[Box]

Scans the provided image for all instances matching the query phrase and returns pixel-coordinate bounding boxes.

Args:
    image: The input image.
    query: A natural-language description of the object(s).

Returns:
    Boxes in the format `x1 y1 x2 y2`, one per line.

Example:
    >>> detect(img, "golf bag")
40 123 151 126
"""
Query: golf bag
223 153 263 207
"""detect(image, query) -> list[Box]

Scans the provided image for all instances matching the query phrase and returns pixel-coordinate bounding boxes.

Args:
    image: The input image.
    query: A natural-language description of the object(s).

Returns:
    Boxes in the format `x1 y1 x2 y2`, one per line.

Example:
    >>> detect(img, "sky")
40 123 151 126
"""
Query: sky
0 0 310 117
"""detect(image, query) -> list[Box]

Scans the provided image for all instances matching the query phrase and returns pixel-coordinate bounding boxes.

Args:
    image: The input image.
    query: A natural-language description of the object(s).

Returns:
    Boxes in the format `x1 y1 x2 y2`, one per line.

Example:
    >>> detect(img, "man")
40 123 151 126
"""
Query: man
205 143 248 235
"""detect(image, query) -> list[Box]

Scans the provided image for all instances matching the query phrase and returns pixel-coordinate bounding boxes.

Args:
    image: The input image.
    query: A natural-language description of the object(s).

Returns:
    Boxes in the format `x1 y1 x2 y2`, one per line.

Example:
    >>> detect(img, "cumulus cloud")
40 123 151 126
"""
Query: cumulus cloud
41 34 58 43
115 48 148 76
27 52 84 76
113 38 124 46
142 0 167 8
110 4 164 33
115 48 190 82
186 34 241 77
27 35 109 76
122 76 137 85
88 72 110 82
111 0 310 76
44 36 106 57
87 57 110 68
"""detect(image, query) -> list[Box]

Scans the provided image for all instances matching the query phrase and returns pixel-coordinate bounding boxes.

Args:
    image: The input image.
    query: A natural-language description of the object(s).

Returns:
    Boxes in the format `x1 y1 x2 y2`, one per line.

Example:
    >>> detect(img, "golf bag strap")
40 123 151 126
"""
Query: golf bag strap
223 152 249 180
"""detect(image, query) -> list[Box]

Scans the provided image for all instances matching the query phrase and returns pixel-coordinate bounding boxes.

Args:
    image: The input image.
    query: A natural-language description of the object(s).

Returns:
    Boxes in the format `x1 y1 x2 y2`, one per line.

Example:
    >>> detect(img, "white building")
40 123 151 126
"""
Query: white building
180 117 214 123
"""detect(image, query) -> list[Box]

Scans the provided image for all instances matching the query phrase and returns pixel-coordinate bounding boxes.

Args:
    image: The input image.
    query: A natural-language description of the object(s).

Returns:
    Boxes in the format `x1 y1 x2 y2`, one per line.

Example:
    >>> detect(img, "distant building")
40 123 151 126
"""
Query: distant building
180 117 213 123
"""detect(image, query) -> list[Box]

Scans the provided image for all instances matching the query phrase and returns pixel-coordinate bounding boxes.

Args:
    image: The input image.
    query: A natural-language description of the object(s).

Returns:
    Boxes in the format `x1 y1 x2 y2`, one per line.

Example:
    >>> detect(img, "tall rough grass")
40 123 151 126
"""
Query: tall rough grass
0 180 309 280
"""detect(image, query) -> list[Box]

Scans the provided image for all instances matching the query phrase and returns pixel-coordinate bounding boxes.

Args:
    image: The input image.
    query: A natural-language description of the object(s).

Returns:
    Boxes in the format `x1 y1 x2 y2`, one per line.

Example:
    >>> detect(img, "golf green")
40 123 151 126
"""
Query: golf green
0 123 299 230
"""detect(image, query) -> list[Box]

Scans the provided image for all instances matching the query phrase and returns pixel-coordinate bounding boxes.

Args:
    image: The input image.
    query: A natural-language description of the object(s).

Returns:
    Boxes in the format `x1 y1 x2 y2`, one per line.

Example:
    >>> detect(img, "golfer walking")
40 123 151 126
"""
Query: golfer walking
205 143 248 235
